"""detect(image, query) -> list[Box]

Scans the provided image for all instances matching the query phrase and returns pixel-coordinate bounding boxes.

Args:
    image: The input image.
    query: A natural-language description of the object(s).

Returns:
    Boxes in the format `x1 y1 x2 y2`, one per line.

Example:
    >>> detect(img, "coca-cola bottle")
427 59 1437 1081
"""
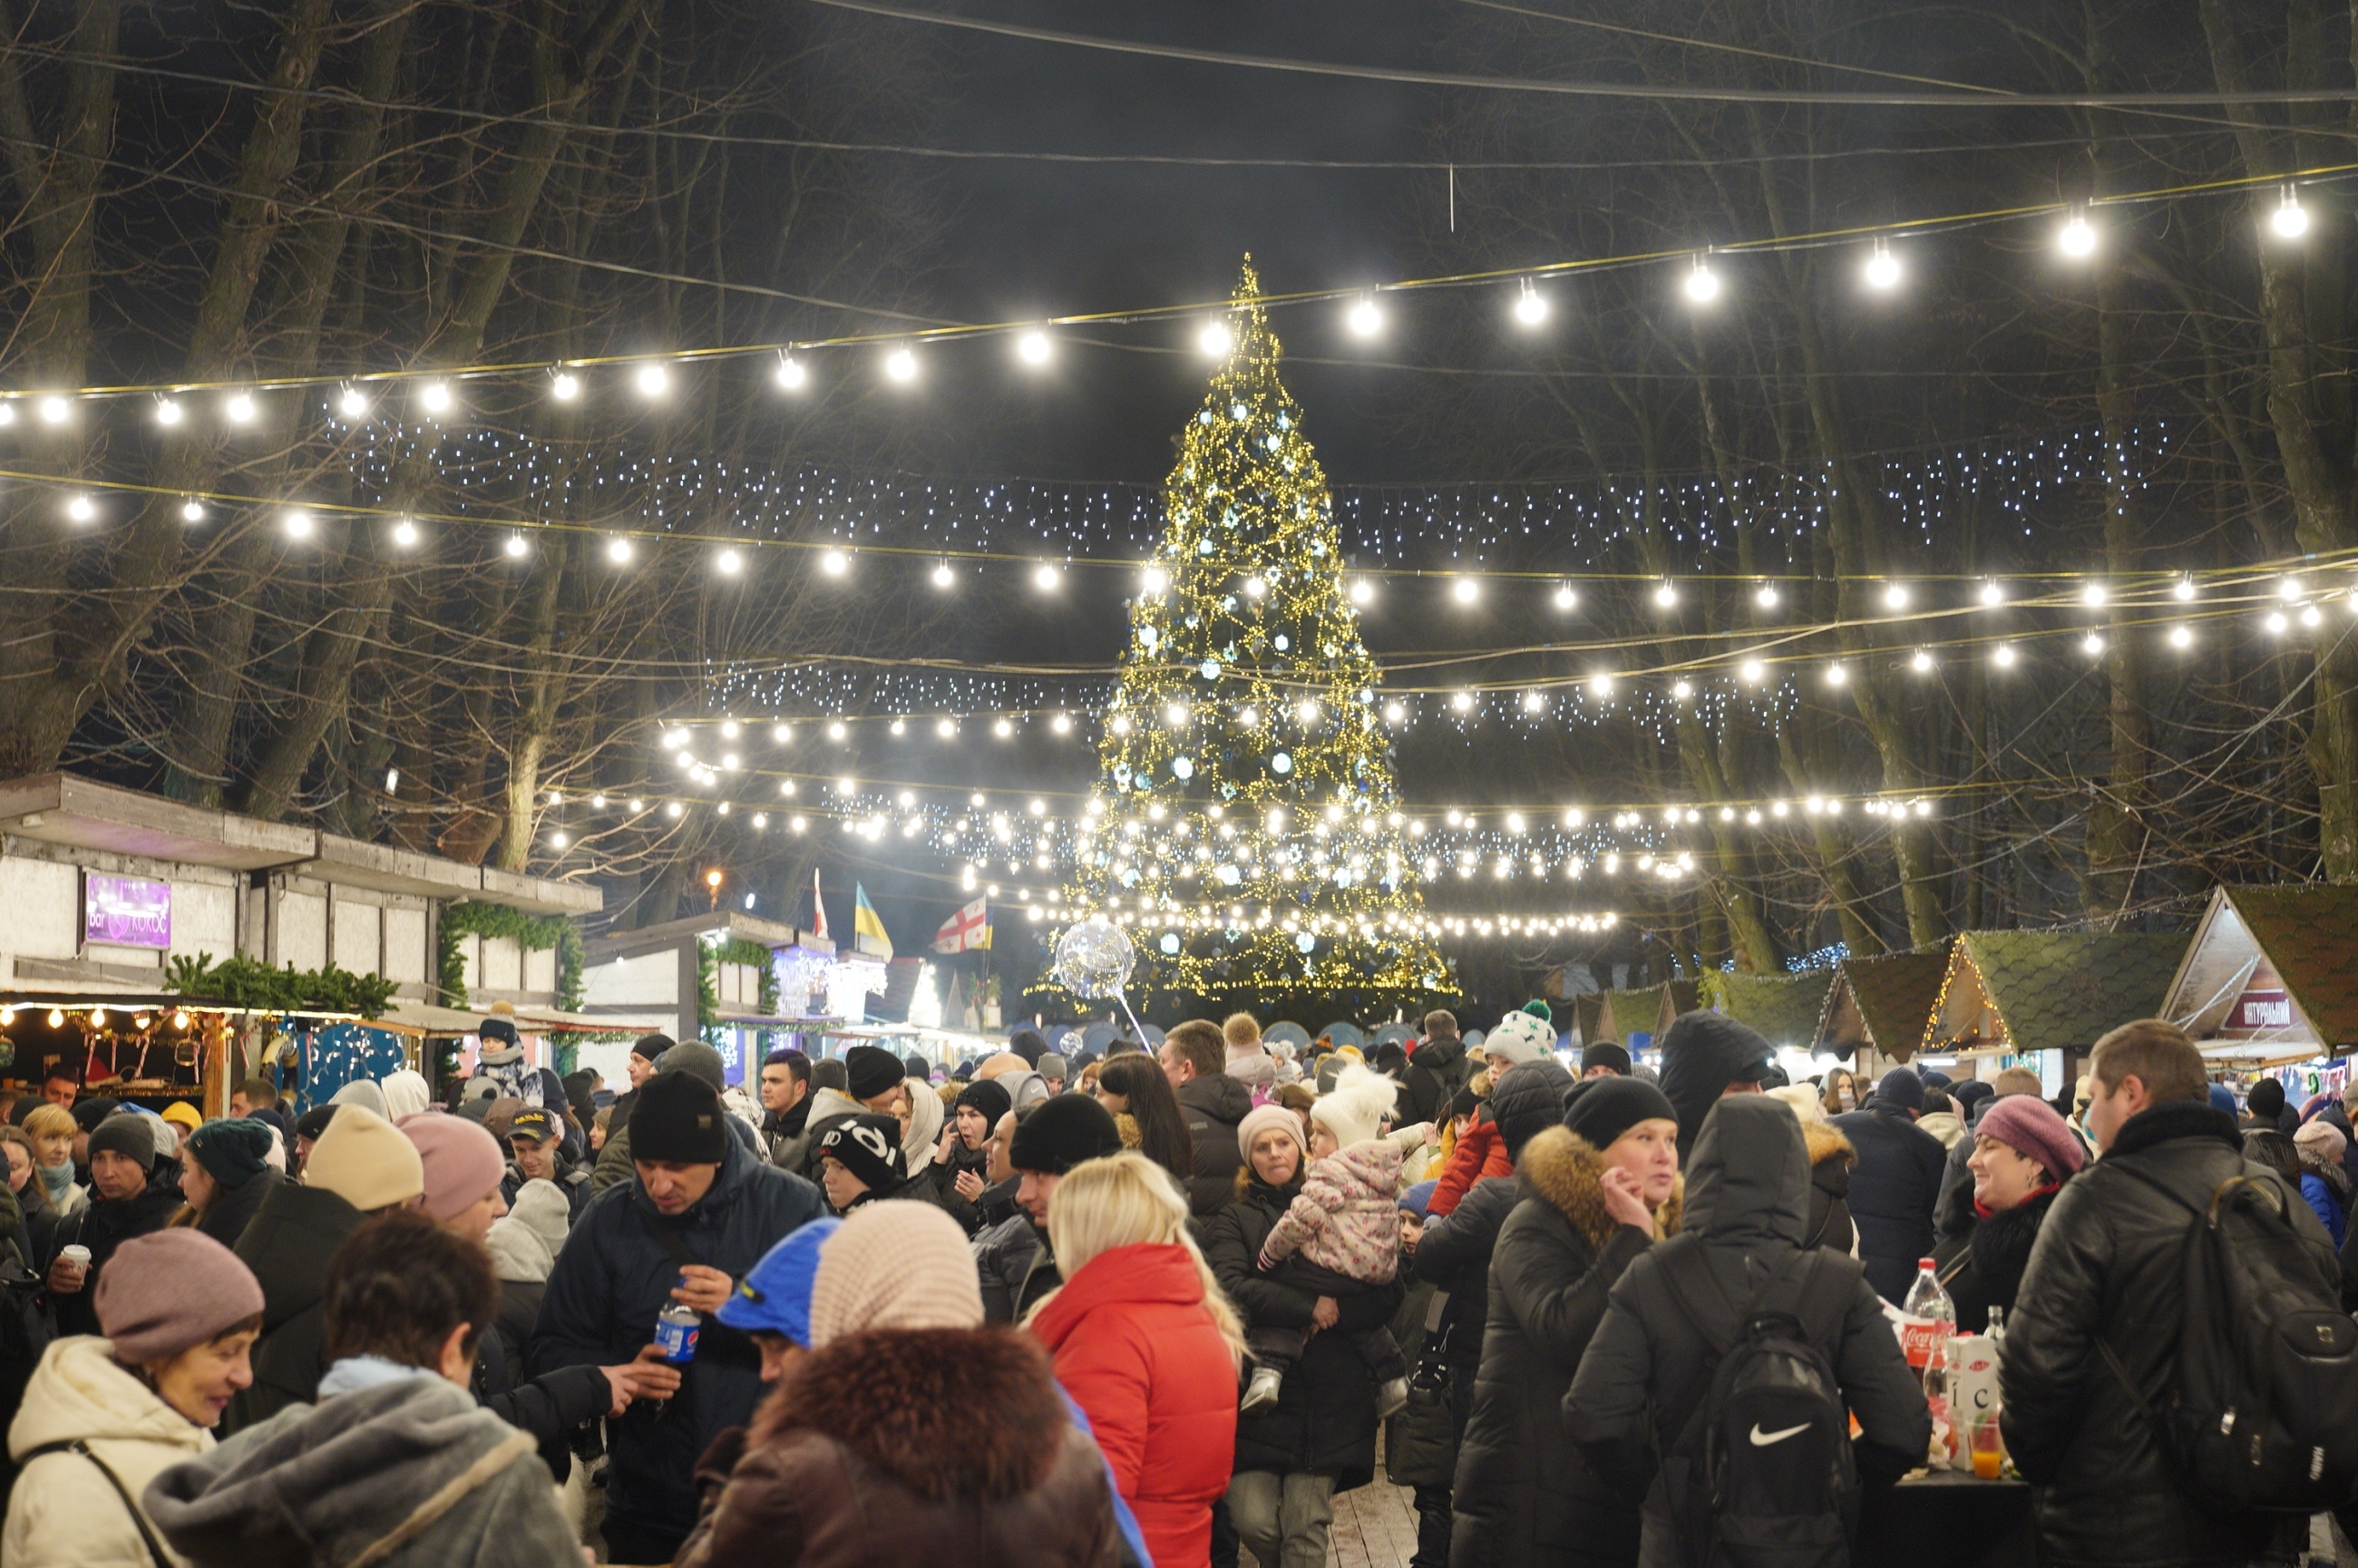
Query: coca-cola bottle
1899 1257 1956 1381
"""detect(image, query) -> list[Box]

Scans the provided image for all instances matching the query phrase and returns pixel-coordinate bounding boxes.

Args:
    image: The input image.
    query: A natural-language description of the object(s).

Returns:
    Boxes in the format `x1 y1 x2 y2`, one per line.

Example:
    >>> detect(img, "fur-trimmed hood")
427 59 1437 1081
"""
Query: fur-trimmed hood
752 1325 1070 1504
1515 1125 1682 1250
1803 1120 1856 1170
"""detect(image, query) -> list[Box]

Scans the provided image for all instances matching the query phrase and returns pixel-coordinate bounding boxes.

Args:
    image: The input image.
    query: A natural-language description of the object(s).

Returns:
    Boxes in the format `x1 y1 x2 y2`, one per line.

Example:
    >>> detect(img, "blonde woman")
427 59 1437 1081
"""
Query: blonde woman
1028 1153 1243 1568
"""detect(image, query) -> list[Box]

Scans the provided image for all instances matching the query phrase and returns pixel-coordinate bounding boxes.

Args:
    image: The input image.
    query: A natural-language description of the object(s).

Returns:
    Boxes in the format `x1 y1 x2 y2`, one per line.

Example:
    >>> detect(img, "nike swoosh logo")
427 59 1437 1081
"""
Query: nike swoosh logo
1749 1422 1811 1446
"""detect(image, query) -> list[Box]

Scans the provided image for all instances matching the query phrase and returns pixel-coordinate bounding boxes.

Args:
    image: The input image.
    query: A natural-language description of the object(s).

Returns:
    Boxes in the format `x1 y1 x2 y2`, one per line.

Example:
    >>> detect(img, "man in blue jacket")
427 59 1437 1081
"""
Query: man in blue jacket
530 1070 827 1564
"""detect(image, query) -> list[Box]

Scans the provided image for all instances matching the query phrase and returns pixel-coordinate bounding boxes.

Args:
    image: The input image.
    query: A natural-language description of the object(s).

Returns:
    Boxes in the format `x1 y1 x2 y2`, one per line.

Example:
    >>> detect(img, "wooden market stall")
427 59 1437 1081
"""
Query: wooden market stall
1920 930 2188 1095
1812 944 1953 1076
2162 886 2358 1094
1709 969 1837 1055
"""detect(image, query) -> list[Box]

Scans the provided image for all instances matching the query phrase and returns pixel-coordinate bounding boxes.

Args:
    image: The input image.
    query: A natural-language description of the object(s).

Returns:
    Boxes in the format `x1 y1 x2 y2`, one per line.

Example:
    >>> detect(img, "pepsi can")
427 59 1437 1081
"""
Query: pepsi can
654 1302 699 1364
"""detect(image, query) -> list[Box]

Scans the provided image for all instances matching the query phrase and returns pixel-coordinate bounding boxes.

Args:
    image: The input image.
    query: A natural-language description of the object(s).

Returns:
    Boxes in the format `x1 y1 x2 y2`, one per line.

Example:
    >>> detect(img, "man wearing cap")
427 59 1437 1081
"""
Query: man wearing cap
1833 1065 1951 1302
780 1044 904 1183
531 1068 828 1565
223 1105 424 1432
500 1106 593 1226
971 1095 1125 1322
179 1115 285 1247
42 1113 183 1339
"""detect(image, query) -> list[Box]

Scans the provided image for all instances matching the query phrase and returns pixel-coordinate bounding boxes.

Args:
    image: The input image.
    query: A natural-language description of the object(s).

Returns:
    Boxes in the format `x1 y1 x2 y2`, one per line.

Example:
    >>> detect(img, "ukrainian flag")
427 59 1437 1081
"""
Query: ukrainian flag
853 882 893 959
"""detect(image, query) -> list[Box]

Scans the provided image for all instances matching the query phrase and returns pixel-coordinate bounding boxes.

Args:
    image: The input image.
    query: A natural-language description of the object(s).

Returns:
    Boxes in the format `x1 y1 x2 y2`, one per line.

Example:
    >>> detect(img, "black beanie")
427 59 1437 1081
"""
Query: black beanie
1008 1094 1124 1176
844 1046 904 1102
294 1103 339 1143
86 1113 154 1168
631 1032 676 1063
954 1078 1013 1128
187 1117 274 1188
2248 1078 2287 1118
1564 1076 1680 1151
629 1072 729 1164
816 1113 908 1193
72 1096 122 1133
1580 1041 1632 1076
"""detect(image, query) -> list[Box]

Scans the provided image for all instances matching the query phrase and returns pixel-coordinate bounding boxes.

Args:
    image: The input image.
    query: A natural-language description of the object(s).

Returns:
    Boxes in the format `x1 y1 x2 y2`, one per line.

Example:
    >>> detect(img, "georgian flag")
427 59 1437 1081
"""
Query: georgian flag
932 897 991 953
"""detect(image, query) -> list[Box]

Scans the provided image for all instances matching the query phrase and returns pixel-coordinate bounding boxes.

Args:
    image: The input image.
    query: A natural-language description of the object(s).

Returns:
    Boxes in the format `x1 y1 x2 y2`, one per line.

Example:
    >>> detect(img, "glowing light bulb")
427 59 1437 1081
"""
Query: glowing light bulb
392 517 417 547
606 537 633 563
1683 258 1720 302
1142 564 1168 595
550 370 580 401
634 362 670 397
37 394 69 424
715 549 742 575
884 347 917 383
504 533 529 558
1883 582 1909 609
1514 281 1547 326
418 381 453 414
1825 663 1849 687
2059 211 2096 257
1756 582 1780 608
1994 643 2017 667
2279 576 2304 600
2174 576 2197 600
820 549 848 576
1452 578 1478 604
1671 680 1694 700
1653 581 1679 608
1863 241 1901 289
180 499 204 522
932 560 955 589
1739 658 1766 683
1349 578 1374 606
2272 186 2310 239
63 493 94 523
1243 574 1267 599
1033 563 1061 590
154 398 183 427
1016 330 1051 365
775 355 806 390
282 509 314 540
338 385 369 419
1346 295 1381 336
2169 624 2193 648
1980 580 2004 606
2082 582 2109 607
1554 582 1577 609
2082 632 2105 656
225 392 257 424
1198 320 1233 356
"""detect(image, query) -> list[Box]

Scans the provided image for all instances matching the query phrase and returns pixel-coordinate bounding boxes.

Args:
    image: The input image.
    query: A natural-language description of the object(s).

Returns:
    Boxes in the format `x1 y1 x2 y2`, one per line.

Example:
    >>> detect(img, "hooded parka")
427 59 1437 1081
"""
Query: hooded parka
1447 1126 1680 1568
5 1336 213 1568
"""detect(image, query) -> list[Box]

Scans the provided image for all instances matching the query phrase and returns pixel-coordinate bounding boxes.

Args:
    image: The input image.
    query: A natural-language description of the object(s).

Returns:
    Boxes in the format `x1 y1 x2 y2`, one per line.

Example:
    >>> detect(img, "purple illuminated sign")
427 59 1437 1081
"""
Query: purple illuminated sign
83 873 171 950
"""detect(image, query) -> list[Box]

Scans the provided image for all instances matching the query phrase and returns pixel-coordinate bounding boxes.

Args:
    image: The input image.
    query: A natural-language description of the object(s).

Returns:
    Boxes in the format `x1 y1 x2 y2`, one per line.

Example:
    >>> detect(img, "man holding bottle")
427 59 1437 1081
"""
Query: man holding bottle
530 1071 828 1565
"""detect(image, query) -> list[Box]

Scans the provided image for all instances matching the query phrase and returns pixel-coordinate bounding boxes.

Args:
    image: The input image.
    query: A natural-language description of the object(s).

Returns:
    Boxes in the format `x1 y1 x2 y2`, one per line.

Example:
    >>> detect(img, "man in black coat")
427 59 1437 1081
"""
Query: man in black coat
1566 1096 1930 1557
2002 1020 2321 1568
1161 1019 1252 1216
42 1114 182 1338
1407 1057 1574 1568
1832 1066 1951 1302
1400 1010 1471 1127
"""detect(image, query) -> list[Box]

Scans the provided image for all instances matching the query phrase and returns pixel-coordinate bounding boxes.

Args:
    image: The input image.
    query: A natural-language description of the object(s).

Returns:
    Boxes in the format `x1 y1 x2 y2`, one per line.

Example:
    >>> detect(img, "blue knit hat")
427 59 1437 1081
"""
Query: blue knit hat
718 1217 843 1347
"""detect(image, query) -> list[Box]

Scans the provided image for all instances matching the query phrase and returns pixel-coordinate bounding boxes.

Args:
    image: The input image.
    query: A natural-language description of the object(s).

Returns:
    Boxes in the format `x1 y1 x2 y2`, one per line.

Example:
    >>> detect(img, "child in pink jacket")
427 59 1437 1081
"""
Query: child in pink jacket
1246 1063 1430 1417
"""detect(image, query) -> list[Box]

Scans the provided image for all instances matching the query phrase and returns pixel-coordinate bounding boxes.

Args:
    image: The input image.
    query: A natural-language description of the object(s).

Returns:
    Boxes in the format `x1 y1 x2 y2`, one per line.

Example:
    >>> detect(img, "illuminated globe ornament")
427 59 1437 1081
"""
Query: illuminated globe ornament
1051 912 1136 1000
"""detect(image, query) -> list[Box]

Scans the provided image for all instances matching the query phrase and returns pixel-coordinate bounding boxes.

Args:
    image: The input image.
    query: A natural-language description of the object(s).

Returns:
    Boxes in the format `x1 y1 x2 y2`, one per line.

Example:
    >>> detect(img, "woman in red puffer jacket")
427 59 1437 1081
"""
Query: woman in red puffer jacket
1029 1152 1244 1568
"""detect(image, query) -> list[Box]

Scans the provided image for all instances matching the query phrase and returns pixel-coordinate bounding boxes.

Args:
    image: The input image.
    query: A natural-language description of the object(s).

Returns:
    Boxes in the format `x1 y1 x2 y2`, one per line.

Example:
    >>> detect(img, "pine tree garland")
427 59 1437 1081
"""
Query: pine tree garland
1064 259 1455 1012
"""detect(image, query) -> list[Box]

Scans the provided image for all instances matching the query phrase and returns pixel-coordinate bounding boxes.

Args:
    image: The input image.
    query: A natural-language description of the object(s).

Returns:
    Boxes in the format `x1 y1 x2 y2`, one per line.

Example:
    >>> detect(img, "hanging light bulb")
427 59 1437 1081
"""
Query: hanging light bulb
820 549 848 576
1912 648 1934 673
1979 580 2004 606
2082 582 2109 607
2058 207 2097 258
715 549 742 576
337 385 369 419
63 493 95 523
2168 624 2193 648
1683 256 1720 303
1755 581 1780 609
504 533 529 558
1452 577 1478 604
884 347 917 383
2082 632 2106 657
1033 562 1062 591
37 394 70 425
2174 576 2197 600
2271 184 2310 239
1994 643 2018 667
392 516 418 547
1142 564 1169 595
1863 239 1901 290
1739 658 1766 684
224 392 258 424
1346 294 1382 336
282 508 314 540
418 380 453 415
634 362 670 398
1016 329 1052 365
606 537 633 563
180 498 205 523
1553 582 1577 609
1198 320 1233 356
1824 663 1849 687
775 355 807 390
154 397 183 427
1653 580 1679 609
1882 582 1910 609
932 560 955 589
550 369 581 402
1513 278 1548 326
1349 578 1375 606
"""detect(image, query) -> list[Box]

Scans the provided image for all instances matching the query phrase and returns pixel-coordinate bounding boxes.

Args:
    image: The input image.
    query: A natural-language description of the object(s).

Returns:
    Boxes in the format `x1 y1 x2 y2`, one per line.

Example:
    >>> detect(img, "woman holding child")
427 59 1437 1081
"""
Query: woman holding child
1201 1097 1405 1568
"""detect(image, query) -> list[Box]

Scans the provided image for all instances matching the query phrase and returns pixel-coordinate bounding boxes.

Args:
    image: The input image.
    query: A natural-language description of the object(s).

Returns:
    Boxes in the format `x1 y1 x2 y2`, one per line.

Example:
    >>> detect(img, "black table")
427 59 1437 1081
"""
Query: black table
1856 1470 2036 1568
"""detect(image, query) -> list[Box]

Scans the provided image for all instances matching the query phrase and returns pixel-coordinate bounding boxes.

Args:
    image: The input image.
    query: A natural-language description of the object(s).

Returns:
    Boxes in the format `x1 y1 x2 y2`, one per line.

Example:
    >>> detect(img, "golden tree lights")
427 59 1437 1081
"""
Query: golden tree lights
1064 259 1454 1008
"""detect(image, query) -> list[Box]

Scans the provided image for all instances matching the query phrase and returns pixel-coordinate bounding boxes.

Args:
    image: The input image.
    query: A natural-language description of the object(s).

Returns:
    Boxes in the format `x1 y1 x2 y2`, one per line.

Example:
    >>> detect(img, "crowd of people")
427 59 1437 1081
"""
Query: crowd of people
1 1001 2355 1567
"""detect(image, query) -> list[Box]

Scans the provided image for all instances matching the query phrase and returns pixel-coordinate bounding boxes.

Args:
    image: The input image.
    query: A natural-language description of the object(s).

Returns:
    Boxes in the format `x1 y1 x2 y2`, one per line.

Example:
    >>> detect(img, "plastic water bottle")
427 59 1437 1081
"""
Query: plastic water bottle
654 1302 699 1365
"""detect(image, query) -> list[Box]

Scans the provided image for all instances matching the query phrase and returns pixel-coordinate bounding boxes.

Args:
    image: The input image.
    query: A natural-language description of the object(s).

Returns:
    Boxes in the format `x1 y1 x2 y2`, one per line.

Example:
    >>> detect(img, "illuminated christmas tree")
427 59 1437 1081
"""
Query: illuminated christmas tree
1064 258 1454 1016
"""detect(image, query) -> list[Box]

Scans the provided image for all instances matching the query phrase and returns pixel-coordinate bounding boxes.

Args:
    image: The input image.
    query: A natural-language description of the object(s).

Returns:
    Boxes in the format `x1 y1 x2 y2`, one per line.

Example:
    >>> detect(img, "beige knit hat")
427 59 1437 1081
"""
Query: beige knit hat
805 1199 983 1349
303 1105 424 1213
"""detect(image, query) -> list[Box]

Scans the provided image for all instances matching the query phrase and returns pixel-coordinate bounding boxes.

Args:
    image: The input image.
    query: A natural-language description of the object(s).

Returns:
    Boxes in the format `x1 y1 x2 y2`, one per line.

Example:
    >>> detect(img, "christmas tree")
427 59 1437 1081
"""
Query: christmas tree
1063 258 1454 1016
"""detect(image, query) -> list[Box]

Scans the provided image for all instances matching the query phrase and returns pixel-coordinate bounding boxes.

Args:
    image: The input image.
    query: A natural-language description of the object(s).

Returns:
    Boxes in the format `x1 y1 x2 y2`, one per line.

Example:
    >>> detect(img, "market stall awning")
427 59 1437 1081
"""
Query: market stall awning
2165 885 2358 1059
1710 969 1837 1052
1925 930 2188 1058
1812 945 1952 1063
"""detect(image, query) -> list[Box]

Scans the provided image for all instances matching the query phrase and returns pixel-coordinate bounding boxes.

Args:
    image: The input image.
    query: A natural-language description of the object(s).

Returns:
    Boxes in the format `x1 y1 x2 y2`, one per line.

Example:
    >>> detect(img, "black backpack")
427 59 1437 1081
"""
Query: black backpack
1657 1244 1863 1568
2100 1164 2358 1512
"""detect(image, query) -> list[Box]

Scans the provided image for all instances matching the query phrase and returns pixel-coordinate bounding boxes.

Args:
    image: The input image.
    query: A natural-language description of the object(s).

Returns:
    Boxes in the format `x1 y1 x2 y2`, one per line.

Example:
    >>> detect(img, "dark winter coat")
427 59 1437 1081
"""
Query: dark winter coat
1412 1059 1574 1374
1565 1097 1931 1507
908 1139 992 1236
44 1172 186 1340
1201 1172 1399 1488
1175 1074 1253 1216
1400 1034 1469 1128
2001 1100 2319 1568
194 1168 284 1251
223 1180 368 1434
1929 1173 2064 1337
1449 1126 1680 1568
1831 1100 1949 1301
975 1214 1062 1324
674 1326 1121 1568
1802 1120 1856 1256
529 1130 828 1543
470 1311 609 1484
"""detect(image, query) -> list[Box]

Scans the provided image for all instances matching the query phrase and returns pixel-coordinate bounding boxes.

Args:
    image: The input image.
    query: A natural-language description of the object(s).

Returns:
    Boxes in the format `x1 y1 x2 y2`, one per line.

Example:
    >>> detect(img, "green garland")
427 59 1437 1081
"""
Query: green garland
164 952 398 1018
438 902 586 1010
698 937 780 1042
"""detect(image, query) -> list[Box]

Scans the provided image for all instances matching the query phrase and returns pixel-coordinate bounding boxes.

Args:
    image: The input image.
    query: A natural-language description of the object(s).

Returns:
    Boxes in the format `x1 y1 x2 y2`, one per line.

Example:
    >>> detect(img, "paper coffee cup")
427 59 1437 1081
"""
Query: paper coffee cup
58 1244 90 1269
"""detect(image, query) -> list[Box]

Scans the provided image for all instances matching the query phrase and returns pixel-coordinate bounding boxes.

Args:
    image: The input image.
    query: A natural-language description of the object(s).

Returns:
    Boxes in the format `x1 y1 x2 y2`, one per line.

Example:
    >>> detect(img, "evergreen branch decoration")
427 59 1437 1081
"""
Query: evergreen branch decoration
163 952 398 1018
439 903 587 1010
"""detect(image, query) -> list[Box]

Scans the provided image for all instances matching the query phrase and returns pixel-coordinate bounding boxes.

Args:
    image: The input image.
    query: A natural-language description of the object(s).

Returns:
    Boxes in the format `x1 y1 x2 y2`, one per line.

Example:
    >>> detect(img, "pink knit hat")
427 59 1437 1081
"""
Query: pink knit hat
1236 1101 1306 1164
96 1230 264 1364
805 1200 982 1349
398 1112 508 1221
1974 1095 2086 1182
2296 1118 2349 1165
